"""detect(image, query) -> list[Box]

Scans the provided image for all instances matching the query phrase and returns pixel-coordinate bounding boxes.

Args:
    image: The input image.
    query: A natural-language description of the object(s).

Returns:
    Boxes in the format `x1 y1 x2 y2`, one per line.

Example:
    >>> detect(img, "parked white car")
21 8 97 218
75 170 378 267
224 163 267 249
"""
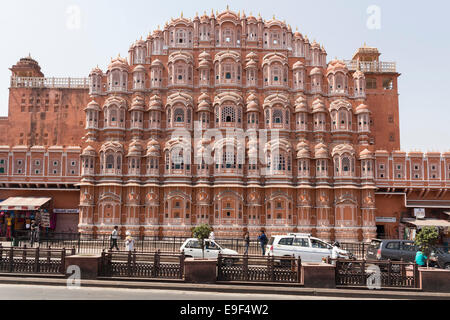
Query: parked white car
180 238 238 263
266 233 350 263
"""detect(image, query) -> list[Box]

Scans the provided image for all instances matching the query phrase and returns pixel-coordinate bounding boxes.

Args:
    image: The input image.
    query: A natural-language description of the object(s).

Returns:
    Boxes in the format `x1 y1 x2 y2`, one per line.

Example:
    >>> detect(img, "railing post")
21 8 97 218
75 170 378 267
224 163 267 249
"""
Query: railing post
217 252 222 280
60 248 66 274
71 246 76 256
243 254 249 281
127 250 132 277
153 250 160 278
361 260 366 286
387 259 392 287
297 257 302 284
22 245 27 263
9 247 13 272
34 247 40 273
77 237 81 254
132 249 137 276
179 251 185 280
414 261 419 289
270 255 275 282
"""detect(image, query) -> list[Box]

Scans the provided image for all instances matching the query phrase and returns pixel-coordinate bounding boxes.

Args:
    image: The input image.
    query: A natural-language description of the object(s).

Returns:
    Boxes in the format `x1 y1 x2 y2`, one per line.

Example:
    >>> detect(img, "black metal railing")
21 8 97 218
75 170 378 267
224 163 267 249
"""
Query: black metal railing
0 244 71 275
11 232 375 260
99 249 185 280
331 258 419 289
217 253 302 284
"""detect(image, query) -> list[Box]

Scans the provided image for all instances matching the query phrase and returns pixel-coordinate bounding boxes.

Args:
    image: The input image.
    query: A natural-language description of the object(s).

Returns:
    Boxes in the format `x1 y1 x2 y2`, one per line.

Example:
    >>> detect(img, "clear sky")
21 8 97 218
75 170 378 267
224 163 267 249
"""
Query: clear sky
0 0 449 152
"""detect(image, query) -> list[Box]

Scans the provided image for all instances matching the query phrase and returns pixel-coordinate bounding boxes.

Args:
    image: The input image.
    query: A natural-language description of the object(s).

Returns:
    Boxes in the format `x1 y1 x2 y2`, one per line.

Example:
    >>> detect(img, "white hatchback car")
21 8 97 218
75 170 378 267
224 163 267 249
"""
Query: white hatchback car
180 238 239 261
266 233 350 263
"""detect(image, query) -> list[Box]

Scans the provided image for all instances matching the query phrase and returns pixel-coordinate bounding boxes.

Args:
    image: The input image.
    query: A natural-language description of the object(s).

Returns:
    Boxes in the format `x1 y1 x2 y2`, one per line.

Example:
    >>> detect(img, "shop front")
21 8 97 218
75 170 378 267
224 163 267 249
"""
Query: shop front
0 197 54 240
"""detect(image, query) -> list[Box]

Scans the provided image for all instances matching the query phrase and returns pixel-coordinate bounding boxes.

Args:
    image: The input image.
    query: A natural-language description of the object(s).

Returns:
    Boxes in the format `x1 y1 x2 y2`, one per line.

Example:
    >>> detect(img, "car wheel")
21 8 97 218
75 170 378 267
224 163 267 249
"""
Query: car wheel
444 263 450 270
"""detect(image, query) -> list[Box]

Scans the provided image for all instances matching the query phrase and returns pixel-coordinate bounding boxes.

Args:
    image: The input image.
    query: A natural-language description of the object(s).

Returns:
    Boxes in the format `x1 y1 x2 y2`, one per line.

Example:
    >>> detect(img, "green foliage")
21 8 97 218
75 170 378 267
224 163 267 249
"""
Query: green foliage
191 224 213 259
415 227 439 256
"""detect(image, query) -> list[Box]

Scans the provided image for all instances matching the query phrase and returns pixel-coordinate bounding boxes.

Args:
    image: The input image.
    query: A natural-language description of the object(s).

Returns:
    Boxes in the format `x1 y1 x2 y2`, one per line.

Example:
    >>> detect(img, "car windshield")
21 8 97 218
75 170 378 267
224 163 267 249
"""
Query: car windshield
310 239 329 249
206 240 221 250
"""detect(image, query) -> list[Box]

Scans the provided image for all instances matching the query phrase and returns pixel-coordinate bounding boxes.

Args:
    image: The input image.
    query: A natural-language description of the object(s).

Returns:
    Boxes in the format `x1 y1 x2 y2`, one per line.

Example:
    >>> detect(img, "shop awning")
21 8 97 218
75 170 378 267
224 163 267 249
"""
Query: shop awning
0 197 51 211
402 218 450 228
405 200 450 208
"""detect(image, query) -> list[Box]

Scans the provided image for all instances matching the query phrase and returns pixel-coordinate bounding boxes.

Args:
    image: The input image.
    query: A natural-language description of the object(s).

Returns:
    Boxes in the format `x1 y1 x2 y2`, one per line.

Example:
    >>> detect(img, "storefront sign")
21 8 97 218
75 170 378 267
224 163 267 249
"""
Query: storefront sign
53 209 79 214
375 217 397 223
414 208 426 219
40 211 51 228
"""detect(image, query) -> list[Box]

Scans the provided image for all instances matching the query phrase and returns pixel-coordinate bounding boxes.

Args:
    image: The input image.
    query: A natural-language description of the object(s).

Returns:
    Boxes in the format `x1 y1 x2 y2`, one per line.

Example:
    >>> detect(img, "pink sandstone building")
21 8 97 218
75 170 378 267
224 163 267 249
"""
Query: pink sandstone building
0 8 449 242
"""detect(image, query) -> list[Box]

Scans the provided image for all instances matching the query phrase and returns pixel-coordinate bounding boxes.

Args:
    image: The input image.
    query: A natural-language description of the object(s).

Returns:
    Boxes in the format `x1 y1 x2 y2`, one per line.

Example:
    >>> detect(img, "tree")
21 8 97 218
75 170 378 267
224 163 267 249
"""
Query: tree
415 226 439 268
191 224 213 259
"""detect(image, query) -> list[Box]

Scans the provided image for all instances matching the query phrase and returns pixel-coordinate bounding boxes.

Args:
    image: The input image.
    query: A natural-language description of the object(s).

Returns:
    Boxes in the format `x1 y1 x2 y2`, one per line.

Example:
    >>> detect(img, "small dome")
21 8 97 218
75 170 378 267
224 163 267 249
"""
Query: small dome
294 96 308 113
108 56 129 71
82 145 96 156
310 67 322 76
198 59 211 68
246 59 258 69
198 92 210 101
89 66 103 76
133 65 146 73
85 100 100 111
197 100 210 111
353 70 365 79
246 52 258 61
131 96 145 110
327 60 348 74
355 104 370 114
311 40 320 49
293 61 305 70
246 101 259 112
314 143 328 158
151 59 163 67
312 99 326 113
199 51 211 60
359 148 373 159
148 95 162 110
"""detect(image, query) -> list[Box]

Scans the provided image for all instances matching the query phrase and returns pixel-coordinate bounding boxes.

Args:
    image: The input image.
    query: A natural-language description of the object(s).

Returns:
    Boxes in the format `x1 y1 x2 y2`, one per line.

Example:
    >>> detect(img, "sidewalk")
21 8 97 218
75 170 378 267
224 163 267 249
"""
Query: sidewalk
0 275 448 300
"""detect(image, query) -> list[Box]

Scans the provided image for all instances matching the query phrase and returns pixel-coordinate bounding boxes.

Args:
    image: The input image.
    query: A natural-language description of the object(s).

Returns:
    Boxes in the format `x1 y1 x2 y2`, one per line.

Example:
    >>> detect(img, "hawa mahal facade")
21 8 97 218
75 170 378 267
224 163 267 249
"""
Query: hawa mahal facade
1 8 449 241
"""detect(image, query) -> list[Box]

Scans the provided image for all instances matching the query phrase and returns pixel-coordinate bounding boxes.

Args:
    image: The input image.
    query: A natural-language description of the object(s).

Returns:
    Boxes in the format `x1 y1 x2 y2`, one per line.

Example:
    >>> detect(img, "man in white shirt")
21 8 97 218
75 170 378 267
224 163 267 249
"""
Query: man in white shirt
110 226 120 251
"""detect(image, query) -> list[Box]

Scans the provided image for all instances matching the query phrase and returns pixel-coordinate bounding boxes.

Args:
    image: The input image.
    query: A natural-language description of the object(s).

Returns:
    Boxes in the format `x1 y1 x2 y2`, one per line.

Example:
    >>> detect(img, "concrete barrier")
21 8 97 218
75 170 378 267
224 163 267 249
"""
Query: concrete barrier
302 263 336 288
184 258 217 284
420 268 450 293
64 254 102 280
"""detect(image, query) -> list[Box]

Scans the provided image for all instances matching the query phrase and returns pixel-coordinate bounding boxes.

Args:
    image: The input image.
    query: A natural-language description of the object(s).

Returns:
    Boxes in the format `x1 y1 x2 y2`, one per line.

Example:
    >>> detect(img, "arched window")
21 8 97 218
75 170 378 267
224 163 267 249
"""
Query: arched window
272 109 283 124
106 155 114 169
222 106 235 123
174 108 184 123
342 157 350 172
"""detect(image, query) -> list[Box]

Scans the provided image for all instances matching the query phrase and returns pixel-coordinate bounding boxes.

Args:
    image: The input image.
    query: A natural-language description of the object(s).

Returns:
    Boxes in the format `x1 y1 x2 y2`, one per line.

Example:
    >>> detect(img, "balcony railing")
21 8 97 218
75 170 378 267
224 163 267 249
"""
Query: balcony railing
344 60 397 73
11 76 90 89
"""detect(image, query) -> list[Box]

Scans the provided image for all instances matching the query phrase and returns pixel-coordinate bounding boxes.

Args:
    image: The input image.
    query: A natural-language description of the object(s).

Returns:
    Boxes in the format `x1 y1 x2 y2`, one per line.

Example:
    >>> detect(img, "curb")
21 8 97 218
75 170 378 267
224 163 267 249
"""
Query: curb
0 276 449 300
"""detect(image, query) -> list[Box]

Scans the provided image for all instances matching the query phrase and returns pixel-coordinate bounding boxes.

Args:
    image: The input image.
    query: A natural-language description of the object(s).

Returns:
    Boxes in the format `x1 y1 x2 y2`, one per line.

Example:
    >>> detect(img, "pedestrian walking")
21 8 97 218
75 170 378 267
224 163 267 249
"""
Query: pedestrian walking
110 226 120 251
125 231 135 252
257 230 268 256
209 229 216 247
30 220 39 246
244 231 250 255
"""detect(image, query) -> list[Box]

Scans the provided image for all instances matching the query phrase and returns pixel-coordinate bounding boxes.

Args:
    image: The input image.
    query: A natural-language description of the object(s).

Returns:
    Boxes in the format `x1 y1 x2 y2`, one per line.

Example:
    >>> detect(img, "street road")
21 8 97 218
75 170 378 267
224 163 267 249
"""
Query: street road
0 284 384 300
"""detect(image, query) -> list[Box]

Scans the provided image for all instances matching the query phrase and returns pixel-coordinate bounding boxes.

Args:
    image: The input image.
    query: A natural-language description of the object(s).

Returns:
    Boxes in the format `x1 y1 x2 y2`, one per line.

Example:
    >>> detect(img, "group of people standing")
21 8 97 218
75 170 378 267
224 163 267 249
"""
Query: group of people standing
109 226 135 252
